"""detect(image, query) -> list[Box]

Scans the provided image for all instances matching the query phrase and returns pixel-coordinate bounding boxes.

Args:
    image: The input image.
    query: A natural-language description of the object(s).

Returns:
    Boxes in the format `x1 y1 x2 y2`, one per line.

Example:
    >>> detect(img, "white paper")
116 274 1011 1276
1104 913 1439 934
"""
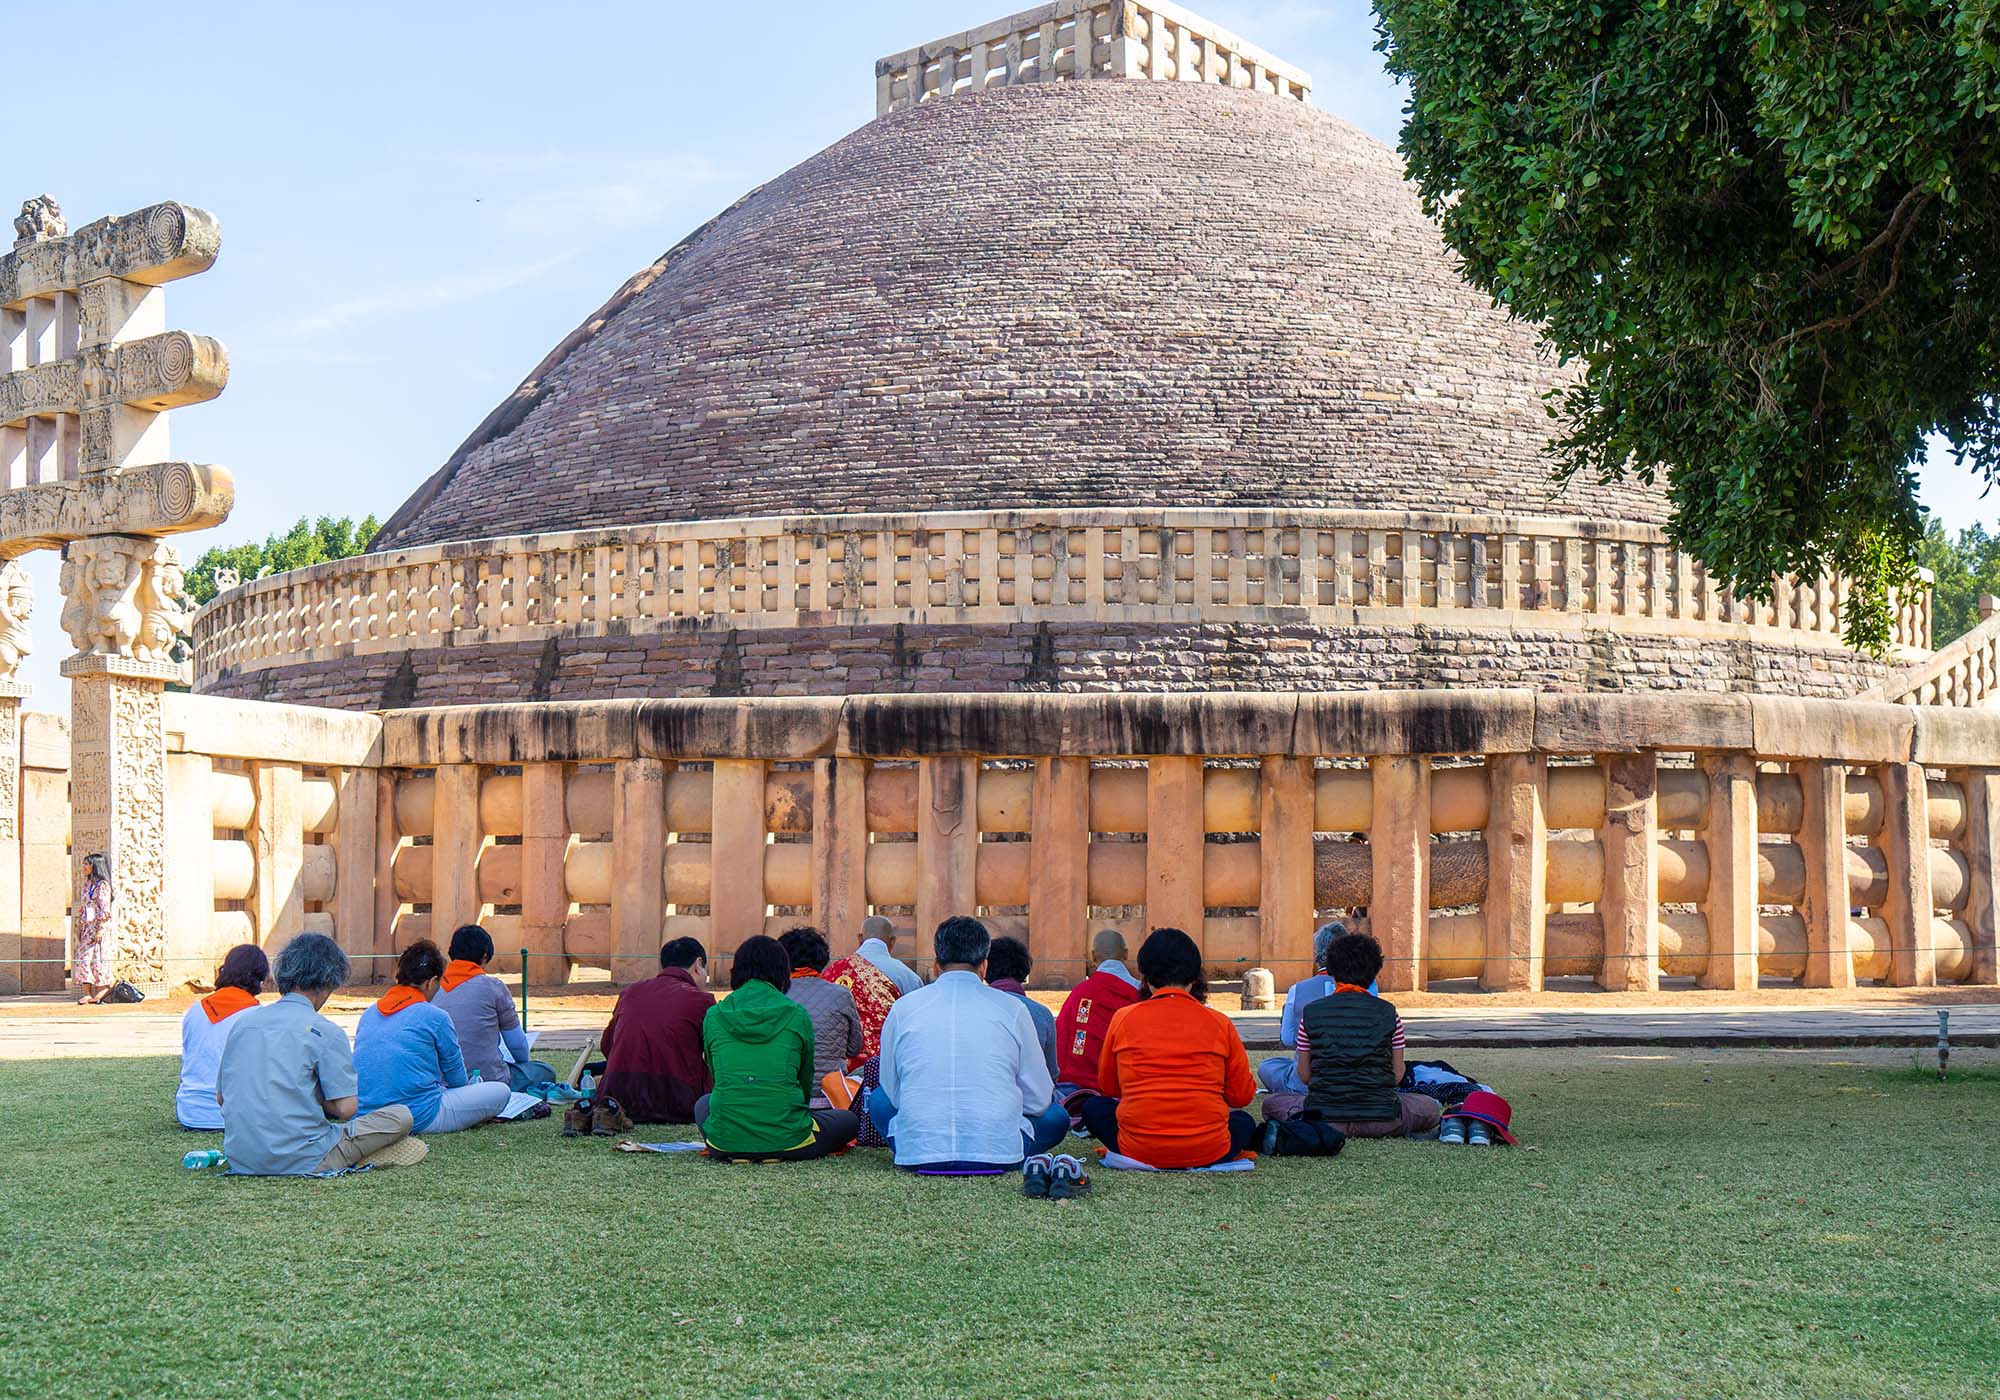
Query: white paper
494 1092 543 1121
499 1029 543 1066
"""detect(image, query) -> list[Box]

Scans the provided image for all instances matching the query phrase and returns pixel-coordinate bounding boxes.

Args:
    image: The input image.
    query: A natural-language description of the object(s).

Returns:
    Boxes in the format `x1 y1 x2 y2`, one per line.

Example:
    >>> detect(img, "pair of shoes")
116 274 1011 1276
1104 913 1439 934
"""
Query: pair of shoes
592 1097 634 1137
1438 1118 1468 1145
361 1136 428 1168
563 1098 595 1138
820 1070 861 1111
1048 1153 1091 1200
1022 1154 1056 1197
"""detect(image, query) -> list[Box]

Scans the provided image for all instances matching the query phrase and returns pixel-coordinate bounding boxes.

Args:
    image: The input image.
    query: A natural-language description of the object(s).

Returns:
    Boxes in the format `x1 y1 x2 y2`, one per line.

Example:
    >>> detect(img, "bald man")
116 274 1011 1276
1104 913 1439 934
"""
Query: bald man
855 915 923 996
1053 928 1143 1100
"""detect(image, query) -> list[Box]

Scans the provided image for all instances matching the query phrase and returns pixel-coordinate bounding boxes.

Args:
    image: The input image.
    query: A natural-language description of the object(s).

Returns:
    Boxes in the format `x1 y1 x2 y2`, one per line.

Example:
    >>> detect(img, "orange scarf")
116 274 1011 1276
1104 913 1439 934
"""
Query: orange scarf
790 967 821 980
1334 982 1371 996
440 959 483 993
201 986 258 1024
377 985 427 1016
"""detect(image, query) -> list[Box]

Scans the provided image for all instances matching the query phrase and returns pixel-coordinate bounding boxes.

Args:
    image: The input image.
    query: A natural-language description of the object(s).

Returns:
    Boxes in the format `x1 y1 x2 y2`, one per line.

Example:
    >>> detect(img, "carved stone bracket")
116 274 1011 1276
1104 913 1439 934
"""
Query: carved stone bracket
0 200 220 304
0 331 229 430
0 462 232 560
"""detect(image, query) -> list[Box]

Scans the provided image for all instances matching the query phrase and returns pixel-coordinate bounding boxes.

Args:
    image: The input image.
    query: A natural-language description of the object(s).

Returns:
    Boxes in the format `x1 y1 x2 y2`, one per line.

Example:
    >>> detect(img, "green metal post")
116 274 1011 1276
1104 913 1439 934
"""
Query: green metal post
520 947 530 1028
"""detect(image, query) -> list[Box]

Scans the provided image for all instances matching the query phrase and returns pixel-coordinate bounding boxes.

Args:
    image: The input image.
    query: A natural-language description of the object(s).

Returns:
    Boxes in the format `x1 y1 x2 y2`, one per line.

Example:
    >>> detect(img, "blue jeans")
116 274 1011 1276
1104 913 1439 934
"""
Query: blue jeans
509 1060 557 1093
1258 1055 1307 1096
867 1089 1070 1170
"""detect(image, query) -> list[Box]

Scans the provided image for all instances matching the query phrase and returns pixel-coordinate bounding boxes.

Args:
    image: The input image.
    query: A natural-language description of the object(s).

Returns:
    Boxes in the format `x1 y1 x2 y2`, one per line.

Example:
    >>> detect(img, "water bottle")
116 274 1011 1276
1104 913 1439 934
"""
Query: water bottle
182 1149 226 1170
579 1072 594 1097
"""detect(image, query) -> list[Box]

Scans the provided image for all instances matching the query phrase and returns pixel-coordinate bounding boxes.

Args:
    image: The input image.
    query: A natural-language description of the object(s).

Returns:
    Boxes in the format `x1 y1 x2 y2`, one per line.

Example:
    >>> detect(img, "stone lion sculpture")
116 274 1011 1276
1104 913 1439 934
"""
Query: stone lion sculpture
14 195 64 244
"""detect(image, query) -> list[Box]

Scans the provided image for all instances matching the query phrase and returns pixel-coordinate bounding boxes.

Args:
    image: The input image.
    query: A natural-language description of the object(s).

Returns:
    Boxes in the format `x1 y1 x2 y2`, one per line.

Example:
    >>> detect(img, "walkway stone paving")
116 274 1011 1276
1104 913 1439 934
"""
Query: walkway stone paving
4 998 1993 1060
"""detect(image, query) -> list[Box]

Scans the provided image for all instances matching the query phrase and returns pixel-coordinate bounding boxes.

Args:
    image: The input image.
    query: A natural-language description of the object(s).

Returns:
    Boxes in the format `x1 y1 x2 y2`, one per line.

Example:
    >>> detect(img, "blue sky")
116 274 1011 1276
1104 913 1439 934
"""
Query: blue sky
10 1 1987 703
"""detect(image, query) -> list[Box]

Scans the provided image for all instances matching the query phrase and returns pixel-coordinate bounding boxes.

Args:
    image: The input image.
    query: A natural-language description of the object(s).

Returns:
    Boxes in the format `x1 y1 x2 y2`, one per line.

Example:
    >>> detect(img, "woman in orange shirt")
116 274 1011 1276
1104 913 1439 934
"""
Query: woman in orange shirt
1076 927 1258 1168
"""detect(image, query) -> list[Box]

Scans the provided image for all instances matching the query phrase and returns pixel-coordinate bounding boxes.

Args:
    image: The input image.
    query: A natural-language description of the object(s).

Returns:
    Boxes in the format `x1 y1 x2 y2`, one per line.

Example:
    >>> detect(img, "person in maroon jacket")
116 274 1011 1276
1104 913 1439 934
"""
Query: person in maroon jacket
599 937 715 1123
1054 928 1143 1101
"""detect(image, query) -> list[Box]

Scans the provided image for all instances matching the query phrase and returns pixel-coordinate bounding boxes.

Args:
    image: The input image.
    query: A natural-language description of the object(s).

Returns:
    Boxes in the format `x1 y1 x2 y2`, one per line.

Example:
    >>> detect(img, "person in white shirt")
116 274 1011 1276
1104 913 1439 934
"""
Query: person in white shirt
176 944 269 1130
855 916 924 996
867 916 1069 1172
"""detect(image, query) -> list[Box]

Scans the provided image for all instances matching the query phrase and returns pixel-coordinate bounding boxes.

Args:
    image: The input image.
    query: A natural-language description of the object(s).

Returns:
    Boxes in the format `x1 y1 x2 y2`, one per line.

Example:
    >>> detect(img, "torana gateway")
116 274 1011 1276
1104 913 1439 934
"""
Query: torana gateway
6 3 2000 999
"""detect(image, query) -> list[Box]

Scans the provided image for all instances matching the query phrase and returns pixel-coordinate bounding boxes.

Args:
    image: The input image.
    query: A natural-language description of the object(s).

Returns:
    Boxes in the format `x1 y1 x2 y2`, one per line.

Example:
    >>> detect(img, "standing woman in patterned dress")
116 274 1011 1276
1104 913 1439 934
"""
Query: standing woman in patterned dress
73 852 115 1005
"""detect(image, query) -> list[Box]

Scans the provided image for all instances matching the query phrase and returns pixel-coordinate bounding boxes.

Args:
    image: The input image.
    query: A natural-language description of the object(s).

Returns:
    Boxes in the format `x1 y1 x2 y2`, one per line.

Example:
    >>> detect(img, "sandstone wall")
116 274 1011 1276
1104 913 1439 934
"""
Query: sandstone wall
199 619 1893 712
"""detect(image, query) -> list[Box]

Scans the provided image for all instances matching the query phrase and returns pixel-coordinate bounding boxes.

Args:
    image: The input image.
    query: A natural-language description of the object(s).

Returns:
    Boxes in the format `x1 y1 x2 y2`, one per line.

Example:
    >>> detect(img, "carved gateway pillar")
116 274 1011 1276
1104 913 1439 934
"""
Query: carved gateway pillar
1 196 234 986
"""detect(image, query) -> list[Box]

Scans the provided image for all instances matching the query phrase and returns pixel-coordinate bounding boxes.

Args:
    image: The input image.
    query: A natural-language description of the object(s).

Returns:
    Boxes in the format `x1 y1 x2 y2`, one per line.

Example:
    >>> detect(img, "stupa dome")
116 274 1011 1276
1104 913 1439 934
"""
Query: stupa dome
376 80 1650 549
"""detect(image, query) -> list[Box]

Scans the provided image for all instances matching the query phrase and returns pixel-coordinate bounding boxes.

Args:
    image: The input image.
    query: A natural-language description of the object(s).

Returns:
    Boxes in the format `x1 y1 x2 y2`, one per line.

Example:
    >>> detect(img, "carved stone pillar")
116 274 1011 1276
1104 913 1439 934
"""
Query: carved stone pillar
62 655 175 985
0 681 26 994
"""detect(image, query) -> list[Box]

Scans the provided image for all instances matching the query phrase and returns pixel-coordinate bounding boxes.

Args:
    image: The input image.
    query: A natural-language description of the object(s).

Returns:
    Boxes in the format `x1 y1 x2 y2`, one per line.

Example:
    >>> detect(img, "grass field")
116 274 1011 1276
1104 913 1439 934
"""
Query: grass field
4 1046 1997 1399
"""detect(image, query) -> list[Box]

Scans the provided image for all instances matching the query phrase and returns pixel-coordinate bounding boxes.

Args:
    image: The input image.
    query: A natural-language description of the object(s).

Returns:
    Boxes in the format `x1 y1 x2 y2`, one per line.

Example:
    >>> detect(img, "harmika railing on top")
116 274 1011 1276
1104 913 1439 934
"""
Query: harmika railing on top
1863 597 2000 708
875 0 1311 116
189 508 1932 680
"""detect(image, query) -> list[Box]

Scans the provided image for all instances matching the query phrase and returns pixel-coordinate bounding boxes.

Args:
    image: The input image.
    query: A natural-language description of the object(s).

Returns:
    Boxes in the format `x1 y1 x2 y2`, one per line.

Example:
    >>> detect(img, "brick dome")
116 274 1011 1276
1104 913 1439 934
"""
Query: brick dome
375 80 1663 549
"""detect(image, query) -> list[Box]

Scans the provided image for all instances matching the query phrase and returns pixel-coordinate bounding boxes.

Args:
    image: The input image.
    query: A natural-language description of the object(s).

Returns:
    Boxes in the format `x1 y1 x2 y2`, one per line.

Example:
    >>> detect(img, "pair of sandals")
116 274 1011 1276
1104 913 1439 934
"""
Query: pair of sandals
1022 1153 1090 1200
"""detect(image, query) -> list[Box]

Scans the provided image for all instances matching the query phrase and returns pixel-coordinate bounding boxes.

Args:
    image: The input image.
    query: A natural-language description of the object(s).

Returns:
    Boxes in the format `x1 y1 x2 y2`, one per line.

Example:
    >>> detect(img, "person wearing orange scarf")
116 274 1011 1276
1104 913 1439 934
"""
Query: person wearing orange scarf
177 945 270 1131
353 940 510 1134
432 924 554 1093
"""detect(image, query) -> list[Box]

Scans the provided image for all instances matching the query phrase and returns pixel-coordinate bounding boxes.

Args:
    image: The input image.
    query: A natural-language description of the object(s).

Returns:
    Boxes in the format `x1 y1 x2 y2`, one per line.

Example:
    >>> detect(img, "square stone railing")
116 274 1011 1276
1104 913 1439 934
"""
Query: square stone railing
21 687 1993 996
875 1 1311 116
188 508 1932 685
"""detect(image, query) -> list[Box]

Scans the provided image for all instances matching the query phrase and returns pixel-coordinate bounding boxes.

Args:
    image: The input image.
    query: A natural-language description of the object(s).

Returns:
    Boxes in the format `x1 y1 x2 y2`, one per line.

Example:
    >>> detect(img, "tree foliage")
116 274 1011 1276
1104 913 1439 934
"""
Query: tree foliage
1373 0 2000 652
1919 515 2000 641
186 515 379 606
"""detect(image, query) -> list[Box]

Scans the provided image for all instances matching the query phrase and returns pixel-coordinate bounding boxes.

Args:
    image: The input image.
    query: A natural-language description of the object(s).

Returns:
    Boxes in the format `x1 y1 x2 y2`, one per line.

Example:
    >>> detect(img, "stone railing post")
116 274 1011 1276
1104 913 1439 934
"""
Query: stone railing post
611 758 666 983
1256 755 1314 984
1146 755 1204 943
1598 751 1659 992
1370 754 1430 993
0 683 24 992
430 764 484 937
1797 760 1854 989
711 758 769 966
1481 753 1546 991
1698 753 1757 990
916 756 978 951
1029 756 1089 983
1878 761 1937 986
1956 768 2000 987
163 749 216 983
331 766 380 963
811 757 870 953
519 762 570 981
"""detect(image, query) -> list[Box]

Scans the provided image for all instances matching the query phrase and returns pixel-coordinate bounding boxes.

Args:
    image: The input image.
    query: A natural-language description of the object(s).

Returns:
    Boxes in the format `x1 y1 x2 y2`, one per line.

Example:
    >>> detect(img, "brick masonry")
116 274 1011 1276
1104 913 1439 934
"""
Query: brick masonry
199 619 1892 712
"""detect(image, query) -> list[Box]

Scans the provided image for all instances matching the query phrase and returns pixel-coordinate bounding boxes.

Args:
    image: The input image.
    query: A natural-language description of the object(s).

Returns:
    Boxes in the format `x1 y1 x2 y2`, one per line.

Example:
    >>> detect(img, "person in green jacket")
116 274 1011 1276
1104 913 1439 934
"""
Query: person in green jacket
695 935 861 1161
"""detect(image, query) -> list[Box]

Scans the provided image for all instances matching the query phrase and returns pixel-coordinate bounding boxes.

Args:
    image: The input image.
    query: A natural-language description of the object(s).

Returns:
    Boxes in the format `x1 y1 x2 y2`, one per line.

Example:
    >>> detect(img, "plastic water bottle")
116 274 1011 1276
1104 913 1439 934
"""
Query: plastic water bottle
182 1149 226 1170
579 1072 594 1097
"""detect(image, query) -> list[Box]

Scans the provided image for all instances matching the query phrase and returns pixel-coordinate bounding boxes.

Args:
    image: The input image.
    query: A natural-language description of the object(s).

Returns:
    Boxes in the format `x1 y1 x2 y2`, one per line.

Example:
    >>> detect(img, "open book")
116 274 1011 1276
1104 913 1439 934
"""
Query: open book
494 1091 545 1121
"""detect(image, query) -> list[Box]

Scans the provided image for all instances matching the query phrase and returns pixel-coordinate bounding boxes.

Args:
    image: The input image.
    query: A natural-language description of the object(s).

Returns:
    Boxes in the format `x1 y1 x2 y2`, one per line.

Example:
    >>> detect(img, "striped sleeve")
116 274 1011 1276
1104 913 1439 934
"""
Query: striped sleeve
1391 1013 1406 1049
1295 1023 1308 1052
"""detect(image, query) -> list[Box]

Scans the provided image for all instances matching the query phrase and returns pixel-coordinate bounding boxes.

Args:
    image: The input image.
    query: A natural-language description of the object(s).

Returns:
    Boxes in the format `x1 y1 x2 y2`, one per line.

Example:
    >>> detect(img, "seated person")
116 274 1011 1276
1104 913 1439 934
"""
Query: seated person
355 940 510 1134
855 915 924 995
985 936 1058 1079
1257 921 1356 1095
779 925 863 1088
601 936 714 1123
1075 927 1258 1167
1054 928 1143 1098
217 932 424 1174
695 935 858 1161
433 923 555 1093
868 916 1069 1172
177 943 268 1131
1261 930 1442 1139
824 935 900 1067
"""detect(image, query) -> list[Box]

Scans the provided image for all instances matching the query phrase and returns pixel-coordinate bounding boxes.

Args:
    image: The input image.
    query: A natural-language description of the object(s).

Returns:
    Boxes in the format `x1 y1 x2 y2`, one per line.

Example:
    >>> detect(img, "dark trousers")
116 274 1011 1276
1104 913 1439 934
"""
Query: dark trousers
692 1097 860 1161
1076 1096 1258 1166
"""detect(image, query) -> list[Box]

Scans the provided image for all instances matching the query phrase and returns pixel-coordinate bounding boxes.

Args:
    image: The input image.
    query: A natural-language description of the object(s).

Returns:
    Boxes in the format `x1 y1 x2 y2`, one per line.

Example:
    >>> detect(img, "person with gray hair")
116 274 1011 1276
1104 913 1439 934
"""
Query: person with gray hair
215 933 426 1174
854 914 923 996
1256 922 1376 1096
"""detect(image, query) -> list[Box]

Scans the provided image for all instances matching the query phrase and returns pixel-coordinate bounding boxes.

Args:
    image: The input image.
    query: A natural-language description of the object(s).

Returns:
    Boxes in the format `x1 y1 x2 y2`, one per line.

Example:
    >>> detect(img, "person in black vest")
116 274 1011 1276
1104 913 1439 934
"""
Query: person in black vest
1260 931 1442 1139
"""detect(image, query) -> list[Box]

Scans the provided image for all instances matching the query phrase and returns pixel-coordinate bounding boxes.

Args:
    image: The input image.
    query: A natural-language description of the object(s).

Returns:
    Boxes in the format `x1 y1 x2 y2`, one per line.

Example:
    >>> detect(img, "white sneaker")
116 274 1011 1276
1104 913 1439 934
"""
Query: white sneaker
1438 1118 1467 1145
1467 1121 1494 1147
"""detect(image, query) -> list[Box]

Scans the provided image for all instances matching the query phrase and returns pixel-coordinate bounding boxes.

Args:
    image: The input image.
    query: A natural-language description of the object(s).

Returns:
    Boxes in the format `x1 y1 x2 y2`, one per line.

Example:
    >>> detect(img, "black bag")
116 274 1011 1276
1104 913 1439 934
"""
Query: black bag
1265 1117 1346 1157
102 981 145 1004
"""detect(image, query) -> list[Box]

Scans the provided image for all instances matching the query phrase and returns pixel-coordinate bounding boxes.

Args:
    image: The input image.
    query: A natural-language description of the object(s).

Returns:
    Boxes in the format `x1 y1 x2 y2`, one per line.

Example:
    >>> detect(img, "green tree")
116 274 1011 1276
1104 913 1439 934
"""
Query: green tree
1373 0 2000 652
186 514 379 605
1918 516 2000 642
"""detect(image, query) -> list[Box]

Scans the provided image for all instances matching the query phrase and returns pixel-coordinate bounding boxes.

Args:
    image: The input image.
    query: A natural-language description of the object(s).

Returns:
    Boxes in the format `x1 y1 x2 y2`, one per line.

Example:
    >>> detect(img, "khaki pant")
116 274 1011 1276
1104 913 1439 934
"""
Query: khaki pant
313 1104 415 1171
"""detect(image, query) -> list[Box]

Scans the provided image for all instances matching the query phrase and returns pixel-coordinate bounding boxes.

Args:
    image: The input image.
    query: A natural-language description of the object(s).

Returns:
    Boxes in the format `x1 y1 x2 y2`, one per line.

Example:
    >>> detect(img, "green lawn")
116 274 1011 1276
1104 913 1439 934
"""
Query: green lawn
5 1047 1997 1400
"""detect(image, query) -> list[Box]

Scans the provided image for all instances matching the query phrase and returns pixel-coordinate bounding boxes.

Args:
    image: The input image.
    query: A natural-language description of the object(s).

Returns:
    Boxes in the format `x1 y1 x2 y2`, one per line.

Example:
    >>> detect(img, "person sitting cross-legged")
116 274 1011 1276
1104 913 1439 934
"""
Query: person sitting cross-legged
433 923 556 1094
1074 927 1259 1168
600 936 715 1123
779 925 863 1092
1260 930 1442 1140
177 943 269 1131
355 940 511 1135
855 915 924 996
694 935 859 1162
869 916 1070 1173
985 936 1058 1081
217 932 426 1174
1053 927 1143 1100
1256 921 1360 1097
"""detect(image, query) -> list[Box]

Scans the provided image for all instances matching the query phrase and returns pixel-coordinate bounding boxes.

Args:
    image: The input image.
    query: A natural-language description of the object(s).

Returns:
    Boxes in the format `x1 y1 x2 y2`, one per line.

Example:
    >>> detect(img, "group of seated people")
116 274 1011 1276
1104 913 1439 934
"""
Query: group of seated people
180 901 1445 1175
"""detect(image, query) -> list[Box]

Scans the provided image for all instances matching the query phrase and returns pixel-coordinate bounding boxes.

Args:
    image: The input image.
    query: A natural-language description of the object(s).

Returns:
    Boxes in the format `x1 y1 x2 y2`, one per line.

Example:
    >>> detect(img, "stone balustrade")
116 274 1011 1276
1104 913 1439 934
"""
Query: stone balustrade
189 509 1931 687
1864 597 2000 708
96 689 1999 994
875 0 1311 116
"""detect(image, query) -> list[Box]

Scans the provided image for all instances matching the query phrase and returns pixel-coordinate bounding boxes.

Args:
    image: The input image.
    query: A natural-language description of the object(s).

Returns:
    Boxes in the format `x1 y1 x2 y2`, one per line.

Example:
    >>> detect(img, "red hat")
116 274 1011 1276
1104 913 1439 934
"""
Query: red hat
1441 1090 1516 1145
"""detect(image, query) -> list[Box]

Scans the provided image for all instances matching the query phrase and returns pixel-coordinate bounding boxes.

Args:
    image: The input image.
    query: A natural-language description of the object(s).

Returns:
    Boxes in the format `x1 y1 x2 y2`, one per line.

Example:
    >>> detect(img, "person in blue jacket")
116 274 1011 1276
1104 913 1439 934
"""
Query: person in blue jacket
355 940 510 1133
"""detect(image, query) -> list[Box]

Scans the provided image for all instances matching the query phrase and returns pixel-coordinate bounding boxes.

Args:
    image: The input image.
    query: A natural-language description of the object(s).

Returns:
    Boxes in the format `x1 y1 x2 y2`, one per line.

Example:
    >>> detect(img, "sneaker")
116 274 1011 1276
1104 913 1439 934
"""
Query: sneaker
361 1135 428 1169
1438 1118 1468 1145
1022 1153 1055 1198
1467 1120 1494 1147
820 1070 860 1111
562 1098 595 1138
592 1096 635 1137
1047 1153 1092 1200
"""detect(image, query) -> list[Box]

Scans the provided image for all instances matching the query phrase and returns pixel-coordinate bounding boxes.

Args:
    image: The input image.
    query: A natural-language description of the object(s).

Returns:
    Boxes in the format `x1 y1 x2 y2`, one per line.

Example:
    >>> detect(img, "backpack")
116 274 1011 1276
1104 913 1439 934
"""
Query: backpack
1265 1117 1346 1157
103 981 146 1004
